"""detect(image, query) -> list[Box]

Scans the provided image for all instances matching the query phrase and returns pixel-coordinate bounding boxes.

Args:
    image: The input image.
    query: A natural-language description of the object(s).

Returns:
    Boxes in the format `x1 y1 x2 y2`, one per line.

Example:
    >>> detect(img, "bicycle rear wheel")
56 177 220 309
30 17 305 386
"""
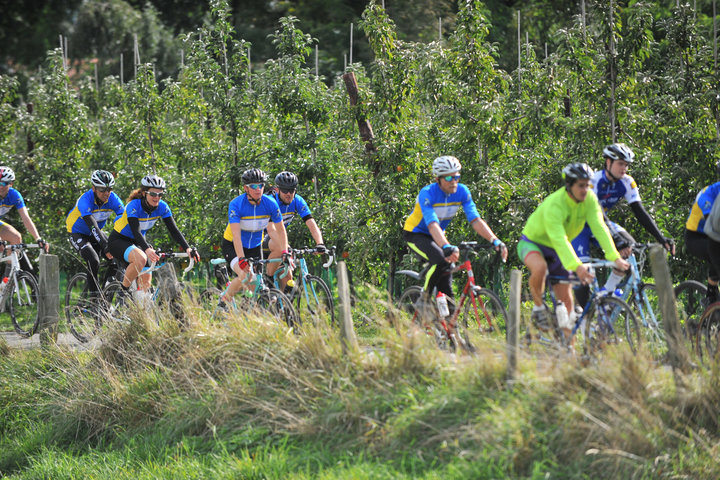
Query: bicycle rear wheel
584 295 640 356
295 275 335 327
457 286 508 336
9 271 40 337
65 272 102 342
696 302 720 364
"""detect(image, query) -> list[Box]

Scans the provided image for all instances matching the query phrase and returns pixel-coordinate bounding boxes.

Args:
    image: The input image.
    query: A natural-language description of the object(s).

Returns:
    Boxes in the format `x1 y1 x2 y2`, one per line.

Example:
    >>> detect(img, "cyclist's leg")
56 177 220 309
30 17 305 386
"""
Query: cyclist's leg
69 233 102 295
107 233 146 293
221 240 259 301
0 222 32 272
404 231 453 298
604 221 635 292
266 234 292 290
685 229 720 303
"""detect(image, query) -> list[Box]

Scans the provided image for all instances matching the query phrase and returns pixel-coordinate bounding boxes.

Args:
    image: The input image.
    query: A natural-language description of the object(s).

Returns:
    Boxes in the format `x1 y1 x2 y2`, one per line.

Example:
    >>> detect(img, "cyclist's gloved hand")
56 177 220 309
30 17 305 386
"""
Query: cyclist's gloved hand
442 244 459 258
237 257 250 271
663 237 675 254
37 237 49 252
189 247 200 263
315 243 326 254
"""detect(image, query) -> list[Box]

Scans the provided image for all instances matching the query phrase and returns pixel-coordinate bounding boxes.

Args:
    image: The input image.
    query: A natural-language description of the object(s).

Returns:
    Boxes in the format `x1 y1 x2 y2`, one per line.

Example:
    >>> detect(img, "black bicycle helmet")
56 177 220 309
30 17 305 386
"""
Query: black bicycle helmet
141 174 166 189
91 170 115 188
562 162 594 187
241 168 268 185
275 171 298 189
602 143 635 163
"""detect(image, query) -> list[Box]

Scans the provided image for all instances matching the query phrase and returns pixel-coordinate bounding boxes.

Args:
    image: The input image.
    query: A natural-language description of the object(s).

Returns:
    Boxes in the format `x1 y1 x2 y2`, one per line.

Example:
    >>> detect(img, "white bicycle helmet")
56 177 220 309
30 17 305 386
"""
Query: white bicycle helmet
141 174 166 189
431 156 462 177
91 170 115 188
602 143 635 163
0 166 15 183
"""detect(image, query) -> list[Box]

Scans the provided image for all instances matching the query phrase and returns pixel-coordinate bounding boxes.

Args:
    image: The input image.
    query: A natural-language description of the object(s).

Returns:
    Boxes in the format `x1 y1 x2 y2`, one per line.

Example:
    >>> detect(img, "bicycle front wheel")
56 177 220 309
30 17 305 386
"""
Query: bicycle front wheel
631 283 666 358
584 295 640 356
9 271 40 337
65 272 101 343
457 286 508 337
295 275 335 328
258 288 300 330
101 281 132 327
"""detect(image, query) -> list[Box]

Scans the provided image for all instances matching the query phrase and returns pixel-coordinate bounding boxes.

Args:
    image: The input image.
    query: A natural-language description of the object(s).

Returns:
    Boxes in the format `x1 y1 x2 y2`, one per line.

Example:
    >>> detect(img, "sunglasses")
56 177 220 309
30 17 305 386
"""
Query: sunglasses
442 175 461 182
95 187 113 193
146 191 164 198
247 184 264 190
0 182 9 187
279 188 296 194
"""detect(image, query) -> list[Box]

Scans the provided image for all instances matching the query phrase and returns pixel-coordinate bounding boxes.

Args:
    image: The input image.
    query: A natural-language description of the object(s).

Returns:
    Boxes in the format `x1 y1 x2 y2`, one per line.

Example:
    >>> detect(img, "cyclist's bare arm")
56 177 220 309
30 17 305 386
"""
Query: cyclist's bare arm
469 218 507 261
428 222 458 263
304 218 324 245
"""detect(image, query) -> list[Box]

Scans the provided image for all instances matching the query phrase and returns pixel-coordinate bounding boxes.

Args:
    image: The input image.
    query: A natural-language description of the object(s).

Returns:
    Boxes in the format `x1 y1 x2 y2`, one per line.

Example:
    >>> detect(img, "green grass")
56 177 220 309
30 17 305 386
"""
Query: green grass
1 288 719 479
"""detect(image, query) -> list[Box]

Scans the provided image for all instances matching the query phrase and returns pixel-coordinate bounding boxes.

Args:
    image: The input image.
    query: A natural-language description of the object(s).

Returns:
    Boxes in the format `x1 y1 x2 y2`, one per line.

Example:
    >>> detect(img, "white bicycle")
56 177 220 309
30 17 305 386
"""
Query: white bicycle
0 242 43 337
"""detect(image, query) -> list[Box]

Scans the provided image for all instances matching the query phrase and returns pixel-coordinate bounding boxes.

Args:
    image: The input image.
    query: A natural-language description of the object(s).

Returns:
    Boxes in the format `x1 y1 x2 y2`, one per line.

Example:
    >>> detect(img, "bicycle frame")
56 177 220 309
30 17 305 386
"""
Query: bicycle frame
0 243 39 313
615 246 660 330
279 247 335 310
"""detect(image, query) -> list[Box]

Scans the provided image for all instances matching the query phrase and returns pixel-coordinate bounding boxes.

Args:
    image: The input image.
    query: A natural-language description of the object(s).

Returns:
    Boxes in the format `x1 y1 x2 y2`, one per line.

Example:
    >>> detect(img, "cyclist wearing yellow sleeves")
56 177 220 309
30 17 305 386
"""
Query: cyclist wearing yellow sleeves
518 163 628 339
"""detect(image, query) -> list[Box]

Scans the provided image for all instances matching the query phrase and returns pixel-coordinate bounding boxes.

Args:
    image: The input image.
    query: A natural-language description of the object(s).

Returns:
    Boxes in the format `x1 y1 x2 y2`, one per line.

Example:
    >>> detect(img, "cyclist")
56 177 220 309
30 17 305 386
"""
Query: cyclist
571 143 674 295
65 170 125 296
519 163 629 342
264 171 325 289
107 174 199 300
218 168 288 309
684 162 720 305
402 155 508 310
0 166 49 270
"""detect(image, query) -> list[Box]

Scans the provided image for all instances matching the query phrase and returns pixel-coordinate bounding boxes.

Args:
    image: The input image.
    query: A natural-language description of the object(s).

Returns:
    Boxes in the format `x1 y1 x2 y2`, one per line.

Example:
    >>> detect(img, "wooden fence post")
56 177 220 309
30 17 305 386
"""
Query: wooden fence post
506 269 521 384
649 245 692 373
38 254 60 346
336 260 358 354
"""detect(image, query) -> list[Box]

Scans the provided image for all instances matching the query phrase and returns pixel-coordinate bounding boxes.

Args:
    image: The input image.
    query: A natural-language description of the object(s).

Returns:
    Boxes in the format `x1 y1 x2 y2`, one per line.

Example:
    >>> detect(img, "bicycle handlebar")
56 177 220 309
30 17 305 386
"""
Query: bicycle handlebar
146 252 195 274
290 245 336 269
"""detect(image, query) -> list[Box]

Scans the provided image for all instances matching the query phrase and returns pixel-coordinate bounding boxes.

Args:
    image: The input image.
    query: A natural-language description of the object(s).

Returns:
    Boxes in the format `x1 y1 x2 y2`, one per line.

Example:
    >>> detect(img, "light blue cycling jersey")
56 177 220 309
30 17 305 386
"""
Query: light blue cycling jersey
592 170 641 210
65 190 125 235
403 182 480 235
686 182 720 233
0 188 25 218
269 191 312 226
113 198 172 238
571 169 641 260
223 194 283 249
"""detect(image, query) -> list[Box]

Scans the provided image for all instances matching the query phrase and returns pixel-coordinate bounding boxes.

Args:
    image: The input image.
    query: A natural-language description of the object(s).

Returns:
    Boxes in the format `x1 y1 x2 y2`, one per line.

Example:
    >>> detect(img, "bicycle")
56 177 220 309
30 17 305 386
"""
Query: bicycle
215 256 299 330
274 246 335 327
523 259 641 358
611 243 665 358
396 241 508 334
0 242 42 337
67 252 195 342
395 242 508 354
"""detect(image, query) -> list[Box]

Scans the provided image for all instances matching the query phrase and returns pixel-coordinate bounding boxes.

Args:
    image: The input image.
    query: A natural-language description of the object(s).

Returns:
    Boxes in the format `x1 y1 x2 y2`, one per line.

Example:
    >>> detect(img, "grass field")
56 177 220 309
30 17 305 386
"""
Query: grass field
1 288 719 479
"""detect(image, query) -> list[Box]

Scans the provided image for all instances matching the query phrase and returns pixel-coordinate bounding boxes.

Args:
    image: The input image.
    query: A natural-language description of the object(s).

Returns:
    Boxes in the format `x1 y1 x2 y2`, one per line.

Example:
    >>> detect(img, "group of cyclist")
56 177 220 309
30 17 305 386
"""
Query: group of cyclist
1 139 716 333
402 143 719 344
63 166 325 310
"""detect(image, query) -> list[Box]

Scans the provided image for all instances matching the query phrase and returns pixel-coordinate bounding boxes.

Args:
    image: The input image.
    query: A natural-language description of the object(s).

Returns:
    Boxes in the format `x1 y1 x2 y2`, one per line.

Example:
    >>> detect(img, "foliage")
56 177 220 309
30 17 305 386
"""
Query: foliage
0 0 718 283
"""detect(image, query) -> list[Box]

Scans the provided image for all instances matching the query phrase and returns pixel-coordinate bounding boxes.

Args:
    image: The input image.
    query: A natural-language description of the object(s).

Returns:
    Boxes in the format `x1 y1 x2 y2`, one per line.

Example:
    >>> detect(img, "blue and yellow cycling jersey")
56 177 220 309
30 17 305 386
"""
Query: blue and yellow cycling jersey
686 182 720 233
113 198 172 238
269 191 312 226
592 170 641 210
403 182 480 235
65 190 125 234
223 194 283 249
0 188 25 218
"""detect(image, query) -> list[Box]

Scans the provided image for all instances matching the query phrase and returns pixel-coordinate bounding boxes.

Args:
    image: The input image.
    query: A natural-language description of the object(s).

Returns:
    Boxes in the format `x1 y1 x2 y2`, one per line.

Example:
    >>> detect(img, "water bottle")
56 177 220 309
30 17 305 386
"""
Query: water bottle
436 292 450 318
613 288 623 298
0 277 8 296
556 301 570 329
